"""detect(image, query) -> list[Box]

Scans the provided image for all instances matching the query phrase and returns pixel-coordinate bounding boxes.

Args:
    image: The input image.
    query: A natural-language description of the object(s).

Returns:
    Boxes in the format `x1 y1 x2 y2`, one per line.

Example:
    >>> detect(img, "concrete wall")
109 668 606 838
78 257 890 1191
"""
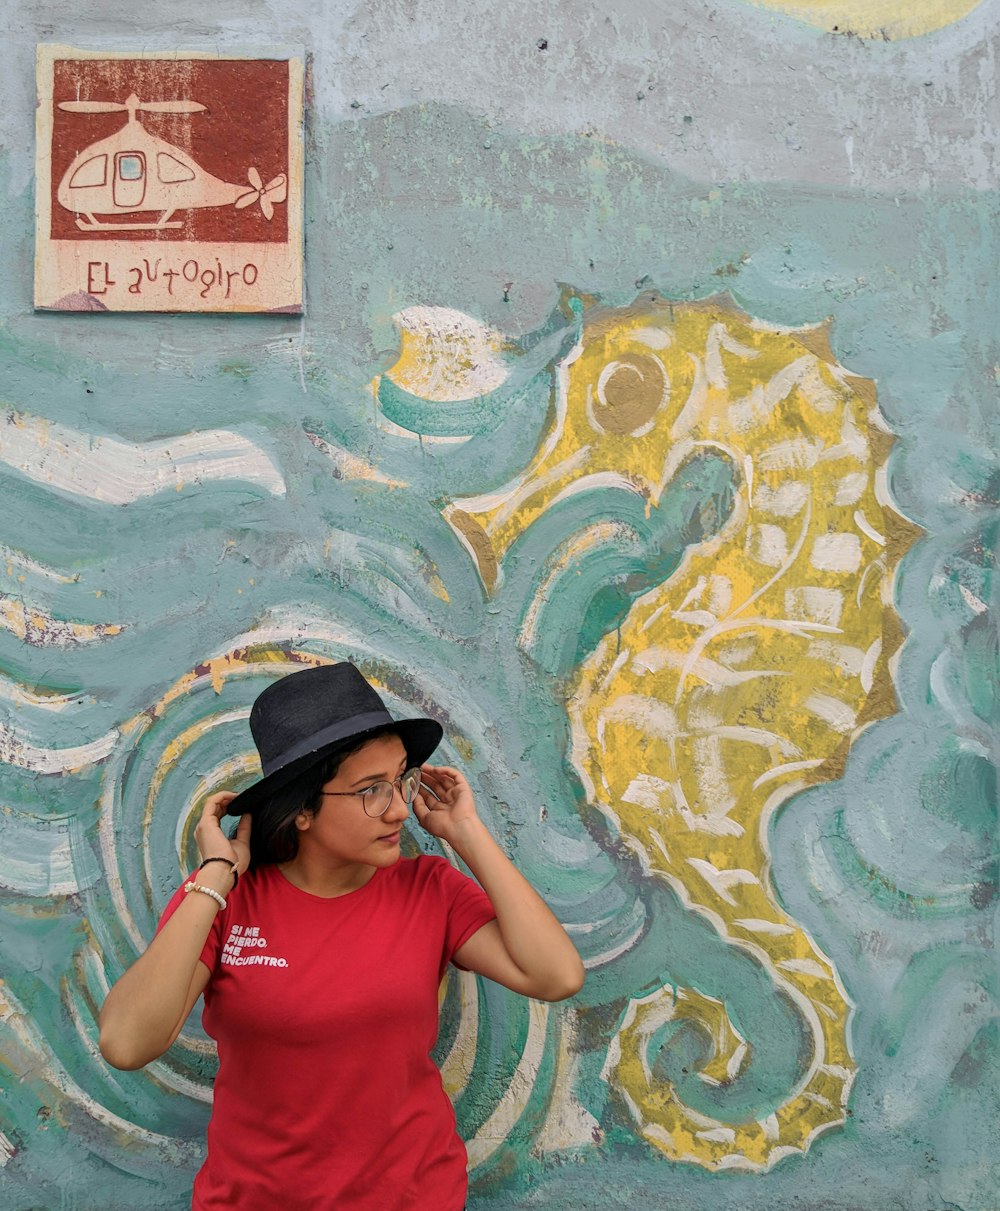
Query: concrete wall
0 2 997 1208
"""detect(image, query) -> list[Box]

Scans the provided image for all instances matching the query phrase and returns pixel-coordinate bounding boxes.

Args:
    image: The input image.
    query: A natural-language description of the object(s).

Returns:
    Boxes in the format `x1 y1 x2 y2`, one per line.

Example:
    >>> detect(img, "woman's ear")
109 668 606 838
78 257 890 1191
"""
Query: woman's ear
294 811 313 832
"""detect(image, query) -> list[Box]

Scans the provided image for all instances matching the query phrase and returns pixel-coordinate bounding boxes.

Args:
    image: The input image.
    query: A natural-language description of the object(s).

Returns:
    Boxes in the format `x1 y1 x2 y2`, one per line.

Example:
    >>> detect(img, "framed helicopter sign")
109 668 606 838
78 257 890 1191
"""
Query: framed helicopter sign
34 45 304 313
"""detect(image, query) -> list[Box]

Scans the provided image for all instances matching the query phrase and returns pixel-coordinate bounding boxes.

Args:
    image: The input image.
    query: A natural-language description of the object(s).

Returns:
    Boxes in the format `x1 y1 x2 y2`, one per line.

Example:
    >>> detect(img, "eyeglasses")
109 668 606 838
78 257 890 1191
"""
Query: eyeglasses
319 768 422 818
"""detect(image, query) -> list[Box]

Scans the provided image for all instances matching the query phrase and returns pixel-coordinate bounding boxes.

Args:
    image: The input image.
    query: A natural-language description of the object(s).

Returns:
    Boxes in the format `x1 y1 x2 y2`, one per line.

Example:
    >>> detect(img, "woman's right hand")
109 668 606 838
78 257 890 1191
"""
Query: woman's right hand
100 790 252 1069
194 791 252 875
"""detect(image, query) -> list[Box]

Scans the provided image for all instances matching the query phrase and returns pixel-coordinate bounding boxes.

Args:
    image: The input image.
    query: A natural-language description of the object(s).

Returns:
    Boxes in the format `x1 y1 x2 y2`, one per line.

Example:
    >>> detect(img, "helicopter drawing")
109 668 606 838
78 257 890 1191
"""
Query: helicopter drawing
56 93 287 232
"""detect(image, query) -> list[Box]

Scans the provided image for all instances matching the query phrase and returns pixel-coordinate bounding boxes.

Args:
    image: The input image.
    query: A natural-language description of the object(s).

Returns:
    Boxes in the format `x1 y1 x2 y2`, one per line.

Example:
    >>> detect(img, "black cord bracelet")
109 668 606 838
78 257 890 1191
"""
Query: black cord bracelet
199 856 239 886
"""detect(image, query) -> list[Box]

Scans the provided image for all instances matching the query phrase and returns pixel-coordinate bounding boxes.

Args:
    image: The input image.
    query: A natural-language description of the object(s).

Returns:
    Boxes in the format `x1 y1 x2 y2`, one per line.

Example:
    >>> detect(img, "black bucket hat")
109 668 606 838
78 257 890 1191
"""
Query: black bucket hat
226 662 443 814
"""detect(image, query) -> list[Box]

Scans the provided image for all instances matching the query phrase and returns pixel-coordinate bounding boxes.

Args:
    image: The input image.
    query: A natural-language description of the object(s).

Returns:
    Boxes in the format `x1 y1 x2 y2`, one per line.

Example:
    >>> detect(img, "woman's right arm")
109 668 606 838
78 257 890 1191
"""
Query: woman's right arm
98 792 250 1070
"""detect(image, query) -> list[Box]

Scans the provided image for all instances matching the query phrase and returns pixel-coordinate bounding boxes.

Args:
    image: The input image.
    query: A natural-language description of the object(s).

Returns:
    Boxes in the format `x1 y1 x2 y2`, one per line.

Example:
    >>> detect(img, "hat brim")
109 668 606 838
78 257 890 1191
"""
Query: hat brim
225 717 443 815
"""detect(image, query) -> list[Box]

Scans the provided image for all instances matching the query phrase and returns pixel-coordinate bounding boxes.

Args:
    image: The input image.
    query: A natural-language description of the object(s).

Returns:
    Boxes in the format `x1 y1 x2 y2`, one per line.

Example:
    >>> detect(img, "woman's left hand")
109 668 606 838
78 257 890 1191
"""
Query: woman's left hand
411 764 481 843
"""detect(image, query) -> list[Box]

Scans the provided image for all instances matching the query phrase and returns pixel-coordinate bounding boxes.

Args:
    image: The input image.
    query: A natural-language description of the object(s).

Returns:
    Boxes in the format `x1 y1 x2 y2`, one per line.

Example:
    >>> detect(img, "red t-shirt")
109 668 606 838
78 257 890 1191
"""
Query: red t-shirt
157 856 496 1211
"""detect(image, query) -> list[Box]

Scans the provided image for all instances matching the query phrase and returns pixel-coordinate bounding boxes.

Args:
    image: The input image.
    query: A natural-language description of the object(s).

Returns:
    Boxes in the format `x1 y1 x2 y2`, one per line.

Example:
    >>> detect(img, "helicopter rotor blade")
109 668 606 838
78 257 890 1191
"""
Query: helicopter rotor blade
264 175 288 204
58 101 128 113
234 191 258 210
137 101 208 113
247 167 264 191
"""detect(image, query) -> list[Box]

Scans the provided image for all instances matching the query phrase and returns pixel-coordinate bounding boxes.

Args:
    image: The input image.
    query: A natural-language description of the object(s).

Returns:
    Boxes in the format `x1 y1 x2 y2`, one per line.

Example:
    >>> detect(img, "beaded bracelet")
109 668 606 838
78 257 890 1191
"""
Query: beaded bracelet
184 881 227 911
199 855 239 886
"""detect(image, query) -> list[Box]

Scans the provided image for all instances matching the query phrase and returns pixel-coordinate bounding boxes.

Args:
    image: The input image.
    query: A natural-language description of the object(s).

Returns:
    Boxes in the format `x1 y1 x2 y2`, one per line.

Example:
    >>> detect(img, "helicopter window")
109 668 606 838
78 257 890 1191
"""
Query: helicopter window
69 155 107 189
118 155 145 181
156 152 195 184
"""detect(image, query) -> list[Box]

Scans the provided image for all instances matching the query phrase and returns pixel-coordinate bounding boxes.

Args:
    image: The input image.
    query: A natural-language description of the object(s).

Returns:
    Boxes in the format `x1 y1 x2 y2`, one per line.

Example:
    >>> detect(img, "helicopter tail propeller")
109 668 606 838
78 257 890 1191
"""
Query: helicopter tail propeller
234 168 288 222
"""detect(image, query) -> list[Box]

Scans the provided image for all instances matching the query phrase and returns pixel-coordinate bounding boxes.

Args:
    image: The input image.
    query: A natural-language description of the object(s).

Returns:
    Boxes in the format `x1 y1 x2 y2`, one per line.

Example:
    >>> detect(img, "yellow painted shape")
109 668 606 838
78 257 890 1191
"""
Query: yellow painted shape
605 984 849 1170
437 969 479 1099
136 648 332 849
0 596 123 644
384 307 508 401
738 0 981 39
673 988 749 1086
450 293 916 1170
427 570 451 603
152 645 325 716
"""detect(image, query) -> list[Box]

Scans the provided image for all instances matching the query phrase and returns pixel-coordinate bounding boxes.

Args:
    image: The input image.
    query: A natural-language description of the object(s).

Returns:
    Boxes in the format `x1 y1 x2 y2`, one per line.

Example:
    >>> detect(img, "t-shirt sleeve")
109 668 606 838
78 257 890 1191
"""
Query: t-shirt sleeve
155 874 227 972
431 857 497 970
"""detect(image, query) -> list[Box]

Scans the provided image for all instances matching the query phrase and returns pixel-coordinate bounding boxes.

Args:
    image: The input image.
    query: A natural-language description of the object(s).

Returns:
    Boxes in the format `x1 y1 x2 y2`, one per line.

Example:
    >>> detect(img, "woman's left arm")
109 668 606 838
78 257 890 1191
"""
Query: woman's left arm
413 765 585 1002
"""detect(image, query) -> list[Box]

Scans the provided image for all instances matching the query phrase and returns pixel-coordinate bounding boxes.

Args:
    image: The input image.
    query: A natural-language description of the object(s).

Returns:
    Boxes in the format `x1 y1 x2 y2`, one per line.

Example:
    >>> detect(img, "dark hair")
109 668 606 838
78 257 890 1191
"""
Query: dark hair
243 739 367 869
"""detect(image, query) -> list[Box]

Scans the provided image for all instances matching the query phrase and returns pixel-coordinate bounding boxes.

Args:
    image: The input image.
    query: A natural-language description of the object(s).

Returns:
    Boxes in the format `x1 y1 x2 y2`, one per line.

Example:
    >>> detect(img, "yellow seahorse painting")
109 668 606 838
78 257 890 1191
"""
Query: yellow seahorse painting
427 292 918 1171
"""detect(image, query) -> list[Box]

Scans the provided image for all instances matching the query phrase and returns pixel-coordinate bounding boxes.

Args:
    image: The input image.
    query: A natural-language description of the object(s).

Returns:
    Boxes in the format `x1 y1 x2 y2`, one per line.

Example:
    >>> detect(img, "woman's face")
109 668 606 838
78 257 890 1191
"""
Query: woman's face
294 732 411 870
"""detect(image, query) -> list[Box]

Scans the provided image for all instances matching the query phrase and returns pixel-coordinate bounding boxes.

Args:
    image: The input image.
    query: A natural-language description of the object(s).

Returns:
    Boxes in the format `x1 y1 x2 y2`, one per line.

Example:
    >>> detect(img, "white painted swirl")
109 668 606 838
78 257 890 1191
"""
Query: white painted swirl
0 411 285 503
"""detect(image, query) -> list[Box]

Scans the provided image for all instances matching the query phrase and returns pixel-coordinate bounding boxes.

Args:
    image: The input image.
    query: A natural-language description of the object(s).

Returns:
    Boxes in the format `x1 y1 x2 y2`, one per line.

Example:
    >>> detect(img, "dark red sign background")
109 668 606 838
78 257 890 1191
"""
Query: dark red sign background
50 58 289 243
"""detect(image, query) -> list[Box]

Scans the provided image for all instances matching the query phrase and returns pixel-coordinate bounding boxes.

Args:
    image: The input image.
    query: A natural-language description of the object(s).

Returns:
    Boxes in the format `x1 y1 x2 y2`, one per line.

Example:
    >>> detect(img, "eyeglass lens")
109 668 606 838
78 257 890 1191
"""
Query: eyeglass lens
361 768 422 817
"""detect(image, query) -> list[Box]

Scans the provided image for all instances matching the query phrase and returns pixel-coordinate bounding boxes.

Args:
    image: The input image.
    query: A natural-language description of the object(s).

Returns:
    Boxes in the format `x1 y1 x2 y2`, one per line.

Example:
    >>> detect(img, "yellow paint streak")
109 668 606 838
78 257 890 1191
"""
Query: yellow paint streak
392 326 473 394
151 719 259 805
176 753 262 861
383 308 508 402
0 596 123 644
451 293 916 1169
153 647 328 716
451 734 476 765
136 648 336 848
673 988 748 1086
740 0 981 39
437 970 478 1100
427 572 451 603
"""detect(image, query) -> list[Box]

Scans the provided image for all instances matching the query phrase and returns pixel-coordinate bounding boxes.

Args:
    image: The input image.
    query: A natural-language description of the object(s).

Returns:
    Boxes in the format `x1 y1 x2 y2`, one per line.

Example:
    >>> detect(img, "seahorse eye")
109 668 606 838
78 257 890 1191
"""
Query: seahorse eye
592 353 669 436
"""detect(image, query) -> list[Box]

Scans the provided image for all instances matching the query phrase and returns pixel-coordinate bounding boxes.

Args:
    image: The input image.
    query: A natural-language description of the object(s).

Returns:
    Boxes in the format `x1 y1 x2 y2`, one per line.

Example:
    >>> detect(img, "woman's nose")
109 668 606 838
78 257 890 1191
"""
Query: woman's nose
384 783 409 820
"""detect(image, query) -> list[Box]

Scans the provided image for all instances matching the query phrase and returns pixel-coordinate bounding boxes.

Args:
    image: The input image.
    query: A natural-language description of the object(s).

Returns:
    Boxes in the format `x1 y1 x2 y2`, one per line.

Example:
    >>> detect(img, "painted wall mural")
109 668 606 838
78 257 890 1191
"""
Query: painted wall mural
380 291 917 1174
443 294 912 1169
1 1 997 1209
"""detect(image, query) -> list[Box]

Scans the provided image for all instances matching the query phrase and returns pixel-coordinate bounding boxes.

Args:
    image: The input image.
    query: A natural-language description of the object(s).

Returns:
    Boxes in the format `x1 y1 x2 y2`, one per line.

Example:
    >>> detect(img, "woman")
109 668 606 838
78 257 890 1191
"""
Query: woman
99 662 585 1210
